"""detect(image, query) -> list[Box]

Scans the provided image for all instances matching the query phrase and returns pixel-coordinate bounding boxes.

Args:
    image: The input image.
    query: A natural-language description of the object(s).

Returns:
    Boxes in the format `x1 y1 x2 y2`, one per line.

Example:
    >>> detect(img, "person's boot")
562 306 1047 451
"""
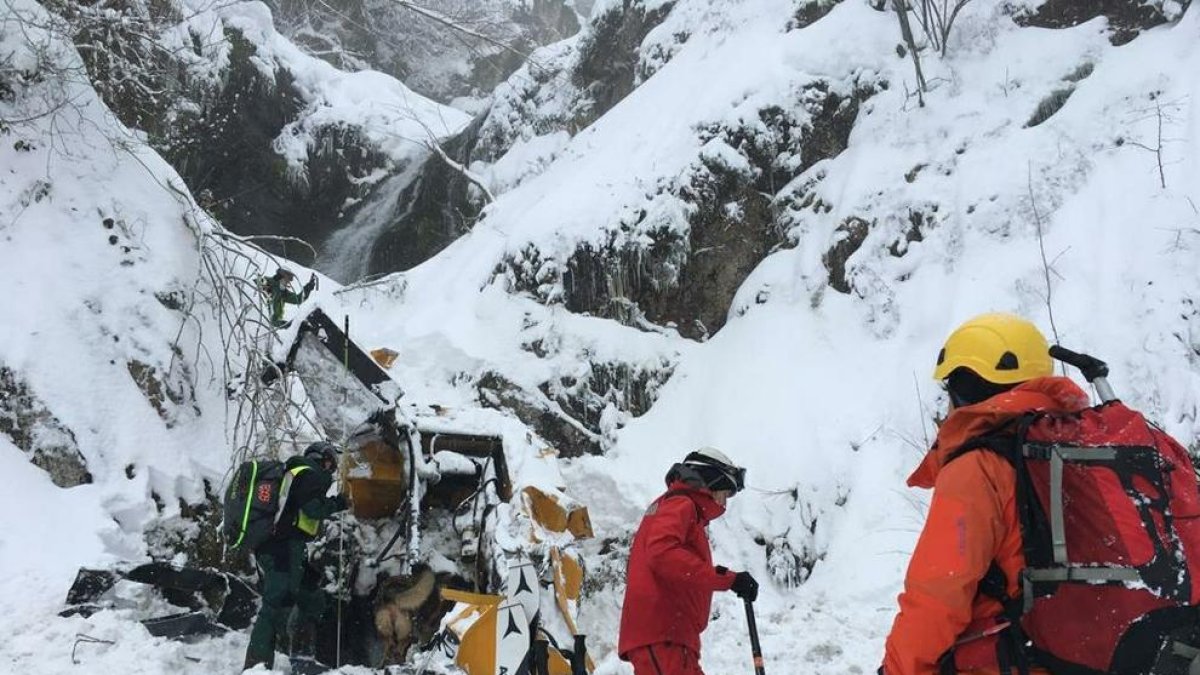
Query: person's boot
243 626 276 671
242 652 273 672
291 621 316 659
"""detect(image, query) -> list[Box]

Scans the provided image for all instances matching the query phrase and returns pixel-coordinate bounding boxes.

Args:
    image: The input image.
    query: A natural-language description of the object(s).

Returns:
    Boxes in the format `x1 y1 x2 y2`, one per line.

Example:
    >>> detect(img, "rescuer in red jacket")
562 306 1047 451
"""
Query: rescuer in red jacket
618 447 760 674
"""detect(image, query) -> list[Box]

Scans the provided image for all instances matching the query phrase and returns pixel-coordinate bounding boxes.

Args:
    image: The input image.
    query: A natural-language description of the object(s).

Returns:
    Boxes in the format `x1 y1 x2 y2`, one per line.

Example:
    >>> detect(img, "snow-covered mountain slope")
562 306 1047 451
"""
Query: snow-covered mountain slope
335 0 1200 672
46 0 471 259
268 0 585 106
0 4 570 673
0 0 236 654
3 0 1200 674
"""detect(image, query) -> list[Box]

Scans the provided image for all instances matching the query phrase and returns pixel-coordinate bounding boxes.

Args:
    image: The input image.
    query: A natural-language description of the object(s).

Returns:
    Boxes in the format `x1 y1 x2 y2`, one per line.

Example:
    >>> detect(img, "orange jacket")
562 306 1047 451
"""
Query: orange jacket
882 377 1090 675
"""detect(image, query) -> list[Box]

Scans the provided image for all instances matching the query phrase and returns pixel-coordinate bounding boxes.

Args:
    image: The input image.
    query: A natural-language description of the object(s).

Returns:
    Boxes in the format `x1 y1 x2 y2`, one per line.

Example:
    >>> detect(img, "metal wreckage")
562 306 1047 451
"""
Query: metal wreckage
63 309 595 674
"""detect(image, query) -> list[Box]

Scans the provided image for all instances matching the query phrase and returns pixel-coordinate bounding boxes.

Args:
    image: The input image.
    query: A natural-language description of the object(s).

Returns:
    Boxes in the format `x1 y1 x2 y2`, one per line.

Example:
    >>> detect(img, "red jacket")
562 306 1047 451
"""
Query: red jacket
618 482 736 658
883 377 1089 675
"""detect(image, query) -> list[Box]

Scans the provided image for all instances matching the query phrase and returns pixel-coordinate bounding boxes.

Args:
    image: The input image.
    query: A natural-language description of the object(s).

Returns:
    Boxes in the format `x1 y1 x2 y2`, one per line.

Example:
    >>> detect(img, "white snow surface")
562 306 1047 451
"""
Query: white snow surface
4 1 1200 674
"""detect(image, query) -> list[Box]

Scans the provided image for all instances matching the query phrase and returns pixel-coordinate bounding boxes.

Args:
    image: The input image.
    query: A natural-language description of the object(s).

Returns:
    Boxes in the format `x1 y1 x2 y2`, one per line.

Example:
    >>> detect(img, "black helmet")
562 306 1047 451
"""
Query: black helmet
666 446 746 494
303 441 339 467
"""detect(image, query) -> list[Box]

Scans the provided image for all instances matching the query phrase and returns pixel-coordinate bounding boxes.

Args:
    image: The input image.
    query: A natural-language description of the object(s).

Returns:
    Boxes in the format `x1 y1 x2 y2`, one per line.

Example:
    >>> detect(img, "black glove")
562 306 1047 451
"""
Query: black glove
303 275 316 294
331 494 349 512
730 571 758 602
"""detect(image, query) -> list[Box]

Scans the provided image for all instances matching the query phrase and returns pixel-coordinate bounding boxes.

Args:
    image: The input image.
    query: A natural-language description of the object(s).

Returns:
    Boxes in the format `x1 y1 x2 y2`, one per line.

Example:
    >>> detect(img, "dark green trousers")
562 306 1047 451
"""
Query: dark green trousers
244 538 327 669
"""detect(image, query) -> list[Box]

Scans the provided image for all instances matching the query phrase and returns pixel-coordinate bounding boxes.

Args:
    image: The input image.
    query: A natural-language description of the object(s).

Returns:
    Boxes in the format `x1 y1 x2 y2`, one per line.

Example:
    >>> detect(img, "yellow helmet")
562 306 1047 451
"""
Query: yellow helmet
934 313 1053 384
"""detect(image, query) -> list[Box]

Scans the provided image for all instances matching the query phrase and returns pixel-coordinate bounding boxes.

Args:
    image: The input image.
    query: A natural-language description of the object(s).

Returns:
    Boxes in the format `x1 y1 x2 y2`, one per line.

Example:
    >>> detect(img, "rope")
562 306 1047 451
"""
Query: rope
71 634 115 664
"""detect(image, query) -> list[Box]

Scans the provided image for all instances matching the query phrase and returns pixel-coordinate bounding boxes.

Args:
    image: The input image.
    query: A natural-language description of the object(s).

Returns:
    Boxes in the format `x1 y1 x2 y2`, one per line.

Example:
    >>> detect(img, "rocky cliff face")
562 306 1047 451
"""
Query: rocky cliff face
353 3 884 342
268 0 582 104
161 30 392 252
42 0 1197 460
357 0 680 277
0 367 91 488
45 0 471 260
1014 0 1191 45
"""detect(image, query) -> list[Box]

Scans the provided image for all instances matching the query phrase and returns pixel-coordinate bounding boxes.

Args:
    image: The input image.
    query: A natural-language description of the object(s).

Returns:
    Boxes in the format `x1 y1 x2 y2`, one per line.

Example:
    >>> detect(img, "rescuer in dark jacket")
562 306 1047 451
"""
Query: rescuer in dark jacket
243 442 348 670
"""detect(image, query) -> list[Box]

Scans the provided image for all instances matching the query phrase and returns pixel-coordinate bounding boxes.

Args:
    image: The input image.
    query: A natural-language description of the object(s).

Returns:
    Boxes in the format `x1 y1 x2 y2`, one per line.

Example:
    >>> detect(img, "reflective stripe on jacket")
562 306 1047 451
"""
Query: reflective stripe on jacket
280 466 319 536
273 456 340 542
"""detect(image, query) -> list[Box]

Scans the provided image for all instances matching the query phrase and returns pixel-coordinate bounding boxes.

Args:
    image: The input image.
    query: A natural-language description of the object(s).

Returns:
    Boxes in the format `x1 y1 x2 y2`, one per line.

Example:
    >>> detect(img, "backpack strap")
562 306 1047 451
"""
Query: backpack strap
945 415 1049 611
943 417 1039 675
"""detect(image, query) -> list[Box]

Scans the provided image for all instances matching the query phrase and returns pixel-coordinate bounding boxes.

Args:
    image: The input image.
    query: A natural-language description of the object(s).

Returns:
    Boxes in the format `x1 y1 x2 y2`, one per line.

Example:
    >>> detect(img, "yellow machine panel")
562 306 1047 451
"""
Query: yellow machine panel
342 434 407 519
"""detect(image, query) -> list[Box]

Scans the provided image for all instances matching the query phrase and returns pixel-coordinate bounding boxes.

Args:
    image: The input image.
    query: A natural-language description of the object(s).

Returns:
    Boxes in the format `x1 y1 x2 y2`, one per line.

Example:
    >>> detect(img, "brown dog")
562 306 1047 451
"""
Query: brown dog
373 565 439 665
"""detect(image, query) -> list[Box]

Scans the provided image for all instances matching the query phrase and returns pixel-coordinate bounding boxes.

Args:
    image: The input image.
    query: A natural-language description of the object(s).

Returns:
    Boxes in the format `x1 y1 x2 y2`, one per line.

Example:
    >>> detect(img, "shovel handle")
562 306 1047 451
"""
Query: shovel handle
1049 345 1117 402
744 598 766 675
1049 345 1108 381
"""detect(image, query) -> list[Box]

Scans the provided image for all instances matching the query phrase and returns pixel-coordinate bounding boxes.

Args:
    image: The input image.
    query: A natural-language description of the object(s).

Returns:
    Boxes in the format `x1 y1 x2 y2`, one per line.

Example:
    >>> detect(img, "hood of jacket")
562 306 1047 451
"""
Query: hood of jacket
907 376 1090 489
664 480 727 522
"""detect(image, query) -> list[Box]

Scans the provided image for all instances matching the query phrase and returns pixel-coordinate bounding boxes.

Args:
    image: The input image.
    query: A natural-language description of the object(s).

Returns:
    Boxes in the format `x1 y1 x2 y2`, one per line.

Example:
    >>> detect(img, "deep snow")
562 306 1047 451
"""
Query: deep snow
3 0 1200 674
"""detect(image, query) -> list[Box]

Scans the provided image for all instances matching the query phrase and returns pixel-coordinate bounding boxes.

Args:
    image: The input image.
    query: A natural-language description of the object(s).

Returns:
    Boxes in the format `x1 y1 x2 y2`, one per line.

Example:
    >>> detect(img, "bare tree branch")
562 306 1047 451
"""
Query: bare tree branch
388 0 534 65
1027 163 1063 360
893 0 927 102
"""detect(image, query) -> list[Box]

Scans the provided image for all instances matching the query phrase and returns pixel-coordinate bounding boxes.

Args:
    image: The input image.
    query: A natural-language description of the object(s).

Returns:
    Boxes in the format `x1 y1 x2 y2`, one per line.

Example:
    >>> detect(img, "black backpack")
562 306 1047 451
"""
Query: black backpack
222 459 287 551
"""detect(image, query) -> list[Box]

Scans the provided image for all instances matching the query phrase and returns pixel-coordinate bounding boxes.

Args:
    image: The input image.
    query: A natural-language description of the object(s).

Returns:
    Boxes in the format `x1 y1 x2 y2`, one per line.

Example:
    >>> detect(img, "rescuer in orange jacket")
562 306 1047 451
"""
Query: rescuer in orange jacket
881 313 1090 675
618 447 760 674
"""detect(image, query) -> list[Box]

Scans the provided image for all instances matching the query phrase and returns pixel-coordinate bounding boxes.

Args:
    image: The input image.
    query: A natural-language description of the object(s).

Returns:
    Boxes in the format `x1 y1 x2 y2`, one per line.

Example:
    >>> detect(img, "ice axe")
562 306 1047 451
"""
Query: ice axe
744 598 766 675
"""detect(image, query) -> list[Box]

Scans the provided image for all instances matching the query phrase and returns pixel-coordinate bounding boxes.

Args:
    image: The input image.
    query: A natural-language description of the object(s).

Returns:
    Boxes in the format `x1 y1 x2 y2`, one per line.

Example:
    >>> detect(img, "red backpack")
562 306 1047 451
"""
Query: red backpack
956 348 1200 675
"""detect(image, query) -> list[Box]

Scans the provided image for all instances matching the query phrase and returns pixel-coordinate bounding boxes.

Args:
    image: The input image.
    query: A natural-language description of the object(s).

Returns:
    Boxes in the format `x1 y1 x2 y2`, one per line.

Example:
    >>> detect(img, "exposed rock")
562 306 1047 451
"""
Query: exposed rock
540 358 676 438
572 0 676 120
367 115 488 272
52 1 391 257
558 228 690 332
127 354 198 428
888 208 930 258
823 217 871 294
476 371 600 457
163 30 389 253
789 0 844 30
521 78 878 339
43 0 180 140
269 0 581 104
0 366 91 487
361 0 679 277
1013 0 1192 46
144 484 228 571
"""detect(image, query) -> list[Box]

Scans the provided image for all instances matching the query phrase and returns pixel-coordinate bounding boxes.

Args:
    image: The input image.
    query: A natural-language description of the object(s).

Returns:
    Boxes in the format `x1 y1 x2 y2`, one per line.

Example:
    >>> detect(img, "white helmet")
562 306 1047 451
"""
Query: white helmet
678 446 746 494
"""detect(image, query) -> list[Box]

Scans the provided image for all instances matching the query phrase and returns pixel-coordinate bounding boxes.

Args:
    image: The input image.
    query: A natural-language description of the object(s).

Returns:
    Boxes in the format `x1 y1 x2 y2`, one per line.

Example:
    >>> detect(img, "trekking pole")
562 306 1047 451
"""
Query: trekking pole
532 635 550 675
743 598 766 675
1049 346 1117 402
336 508 344 667
570 635 588 675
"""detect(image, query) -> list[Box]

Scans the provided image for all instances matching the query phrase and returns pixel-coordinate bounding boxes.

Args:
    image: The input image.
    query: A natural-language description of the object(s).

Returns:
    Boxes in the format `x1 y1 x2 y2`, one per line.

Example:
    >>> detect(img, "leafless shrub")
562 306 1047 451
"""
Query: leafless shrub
1120 93 1187 190
910 0 973 57
891 0 972 100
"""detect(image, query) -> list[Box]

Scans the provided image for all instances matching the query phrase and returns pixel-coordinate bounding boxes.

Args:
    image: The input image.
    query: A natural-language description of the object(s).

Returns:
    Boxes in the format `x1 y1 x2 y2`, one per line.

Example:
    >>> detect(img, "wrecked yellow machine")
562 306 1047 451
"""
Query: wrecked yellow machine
283 309 595 673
